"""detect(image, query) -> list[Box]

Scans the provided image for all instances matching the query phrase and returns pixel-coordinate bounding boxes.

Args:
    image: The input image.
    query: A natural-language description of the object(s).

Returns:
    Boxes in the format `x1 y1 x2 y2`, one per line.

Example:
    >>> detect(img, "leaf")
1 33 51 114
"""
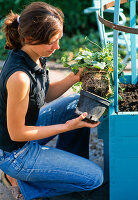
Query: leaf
118 94 123 101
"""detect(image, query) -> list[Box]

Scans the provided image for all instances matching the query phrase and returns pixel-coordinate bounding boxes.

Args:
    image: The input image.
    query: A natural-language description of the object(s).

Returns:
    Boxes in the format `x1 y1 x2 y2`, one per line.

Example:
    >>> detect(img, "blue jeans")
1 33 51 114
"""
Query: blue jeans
0 94 103 200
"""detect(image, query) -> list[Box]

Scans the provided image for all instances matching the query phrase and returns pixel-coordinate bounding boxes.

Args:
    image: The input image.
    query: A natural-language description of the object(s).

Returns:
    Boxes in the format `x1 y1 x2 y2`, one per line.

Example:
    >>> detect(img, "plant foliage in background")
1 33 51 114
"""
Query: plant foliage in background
0 0 95 36
61 40 126 99
0 0 130 34
0 0 98 61
0 0 130 62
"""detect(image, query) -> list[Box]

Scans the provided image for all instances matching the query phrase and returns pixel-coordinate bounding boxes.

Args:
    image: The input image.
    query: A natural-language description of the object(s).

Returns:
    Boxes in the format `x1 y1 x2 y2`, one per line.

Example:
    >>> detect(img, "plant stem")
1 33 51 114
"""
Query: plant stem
85 36 102 50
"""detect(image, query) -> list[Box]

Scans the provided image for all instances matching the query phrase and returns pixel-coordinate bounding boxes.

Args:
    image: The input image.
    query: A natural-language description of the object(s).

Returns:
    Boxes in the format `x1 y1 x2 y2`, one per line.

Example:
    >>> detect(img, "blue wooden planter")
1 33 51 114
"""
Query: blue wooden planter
98 74 138 200
97 0 138 199
109 74 138 200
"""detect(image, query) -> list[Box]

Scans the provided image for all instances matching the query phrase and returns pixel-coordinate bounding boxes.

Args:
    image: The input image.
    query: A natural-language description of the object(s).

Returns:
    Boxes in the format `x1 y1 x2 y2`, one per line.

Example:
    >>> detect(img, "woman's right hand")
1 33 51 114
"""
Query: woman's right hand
65 112 100 131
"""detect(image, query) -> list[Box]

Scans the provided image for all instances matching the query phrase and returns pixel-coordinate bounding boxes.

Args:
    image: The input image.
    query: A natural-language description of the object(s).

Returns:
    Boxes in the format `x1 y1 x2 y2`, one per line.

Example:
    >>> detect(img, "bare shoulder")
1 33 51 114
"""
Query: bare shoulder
7 71 30 86
6 71 30 100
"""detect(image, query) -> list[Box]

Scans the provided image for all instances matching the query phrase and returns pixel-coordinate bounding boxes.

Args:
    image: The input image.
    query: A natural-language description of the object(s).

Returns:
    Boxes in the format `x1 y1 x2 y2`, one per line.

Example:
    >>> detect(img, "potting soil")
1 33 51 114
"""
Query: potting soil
119 83 138 112
81 72 111 98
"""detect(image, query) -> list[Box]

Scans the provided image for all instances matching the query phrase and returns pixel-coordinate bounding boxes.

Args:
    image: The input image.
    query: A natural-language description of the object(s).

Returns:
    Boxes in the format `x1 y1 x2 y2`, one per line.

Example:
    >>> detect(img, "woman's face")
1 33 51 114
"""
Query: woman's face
28 31 63 58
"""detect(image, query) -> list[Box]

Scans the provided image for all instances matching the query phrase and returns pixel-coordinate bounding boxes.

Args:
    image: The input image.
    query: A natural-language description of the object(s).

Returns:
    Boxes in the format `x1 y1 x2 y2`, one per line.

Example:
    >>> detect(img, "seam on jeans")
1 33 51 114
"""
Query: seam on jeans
25 144 41 181
12 146 30 174
11 157 25 173
23 167 97 184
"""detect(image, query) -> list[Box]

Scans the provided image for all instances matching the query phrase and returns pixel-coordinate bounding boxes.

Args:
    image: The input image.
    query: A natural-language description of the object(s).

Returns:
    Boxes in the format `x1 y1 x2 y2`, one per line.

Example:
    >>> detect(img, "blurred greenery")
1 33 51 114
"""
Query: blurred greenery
0 0 132 62
0 0 97 36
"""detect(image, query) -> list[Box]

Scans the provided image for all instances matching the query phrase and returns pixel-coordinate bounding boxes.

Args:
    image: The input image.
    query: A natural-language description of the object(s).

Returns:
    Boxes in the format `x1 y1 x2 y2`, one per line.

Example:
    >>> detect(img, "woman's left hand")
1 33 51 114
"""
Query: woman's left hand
71 68 84 83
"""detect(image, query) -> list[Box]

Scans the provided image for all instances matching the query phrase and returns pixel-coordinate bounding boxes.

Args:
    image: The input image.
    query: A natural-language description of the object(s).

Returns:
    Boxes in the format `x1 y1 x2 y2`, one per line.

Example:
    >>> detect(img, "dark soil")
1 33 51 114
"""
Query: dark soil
81 69 138 112
119 83 138 112
81 70 112 98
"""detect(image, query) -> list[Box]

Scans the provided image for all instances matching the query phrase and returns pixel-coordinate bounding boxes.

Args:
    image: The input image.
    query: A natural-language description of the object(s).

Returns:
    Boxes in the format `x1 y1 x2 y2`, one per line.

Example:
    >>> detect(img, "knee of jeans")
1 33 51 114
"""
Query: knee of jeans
93 166 103 188
85 166 103 190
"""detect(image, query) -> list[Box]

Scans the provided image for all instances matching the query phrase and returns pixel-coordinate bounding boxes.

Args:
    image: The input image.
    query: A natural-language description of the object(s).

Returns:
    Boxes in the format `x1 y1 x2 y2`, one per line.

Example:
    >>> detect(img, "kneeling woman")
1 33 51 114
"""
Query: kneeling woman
0 2 103 200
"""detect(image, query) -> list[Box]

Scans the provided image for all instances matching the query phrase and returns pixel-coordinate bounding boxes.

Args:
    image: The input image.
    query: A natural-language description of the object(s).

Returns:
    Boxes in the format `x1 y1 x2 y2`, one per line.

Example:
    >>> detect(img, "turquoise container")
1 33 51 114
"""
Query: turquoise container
97 0 138 199
98 74 138 199
109 74 138 200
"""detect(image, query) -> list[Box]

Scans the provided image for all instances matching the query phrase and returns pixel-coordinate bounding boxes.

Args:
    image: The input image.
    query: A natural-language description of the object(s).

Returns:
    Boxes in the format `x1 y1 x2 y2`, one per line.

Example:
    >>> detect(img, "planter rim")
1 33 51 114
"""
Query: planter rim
80 90 110 106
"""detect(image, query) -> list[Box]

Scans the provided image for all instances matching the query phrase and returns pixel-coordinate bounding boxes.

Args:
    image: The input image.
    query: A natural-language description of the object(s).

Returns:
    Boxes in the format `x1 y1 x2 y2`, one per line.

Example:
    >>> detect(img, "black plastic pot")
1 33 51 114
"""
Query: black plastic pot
75 90 110 122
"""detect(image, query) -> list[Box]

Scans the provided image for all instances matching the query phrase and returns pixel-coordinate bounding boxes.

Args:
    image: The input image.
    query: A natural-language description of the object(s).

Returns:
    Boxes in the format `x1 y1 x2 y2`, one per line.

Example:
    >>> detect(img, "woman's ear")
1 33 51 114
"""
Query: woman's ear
24 36 33 44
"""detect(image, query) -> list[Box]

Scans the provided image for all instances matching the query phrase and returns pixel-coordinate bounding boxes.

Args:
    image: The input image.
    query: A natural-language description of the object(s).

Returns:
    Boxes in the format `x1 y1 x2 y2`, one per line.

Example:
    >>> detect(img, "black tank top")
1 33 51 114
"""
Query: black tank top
0 49 49 152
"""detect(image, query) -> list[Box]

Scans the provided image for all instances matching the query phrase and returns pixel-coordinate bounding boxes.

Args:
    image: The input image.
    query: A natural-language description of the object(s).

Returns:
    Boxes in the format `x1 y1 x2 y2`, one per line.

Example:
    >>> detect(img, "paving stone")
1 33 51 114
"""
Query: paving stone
0 169 15 200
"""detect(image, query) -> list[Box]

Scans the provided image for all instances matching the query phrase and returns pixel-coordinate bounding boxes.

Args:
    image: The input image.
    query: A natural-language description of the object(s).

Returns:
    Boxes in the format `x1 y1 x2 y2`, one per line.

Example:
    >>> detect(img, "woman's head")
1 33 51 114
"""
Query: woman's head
2 1 64 50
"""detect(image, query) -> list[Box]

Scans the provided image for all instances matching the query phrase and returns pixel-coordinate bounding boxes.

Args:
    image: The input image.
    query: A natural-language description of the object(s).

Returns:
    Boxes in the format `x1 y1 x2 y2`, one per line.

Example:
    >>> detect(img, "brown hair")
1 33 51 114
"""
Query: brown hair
2 1 64 50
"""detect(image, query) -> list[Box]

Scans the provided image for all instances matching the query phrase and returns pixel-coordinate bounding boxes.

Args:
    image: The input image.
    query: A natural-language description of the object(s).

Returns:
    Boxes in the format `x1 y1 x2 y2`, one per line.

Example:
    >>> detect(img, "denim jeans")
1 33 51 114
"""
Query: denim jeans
0 94 103 200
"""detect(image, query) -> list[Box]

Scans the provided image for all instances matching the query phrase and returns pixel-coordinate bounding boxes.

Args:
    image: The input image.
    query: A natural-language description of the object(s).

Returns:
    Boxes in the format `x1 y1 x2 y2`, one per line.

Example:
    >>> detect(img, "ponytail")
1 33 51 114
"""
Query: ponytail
2 11 21 50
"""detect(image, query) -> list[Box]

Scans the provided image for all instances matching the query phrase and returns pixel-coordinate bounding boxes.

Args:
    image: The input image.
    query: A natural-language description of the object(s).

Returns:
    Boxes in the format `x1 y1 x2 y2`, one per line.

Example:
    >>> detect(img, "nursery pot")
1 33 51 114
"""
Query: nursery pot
75 90 110 122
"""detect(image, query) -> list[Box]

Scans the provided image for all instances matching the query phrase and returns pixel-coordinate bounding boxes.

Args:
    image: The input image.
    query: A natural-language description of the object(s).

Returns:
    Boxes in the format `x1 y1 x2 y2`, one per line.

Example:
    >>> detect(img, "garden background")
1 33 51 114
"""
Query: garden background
0 0 130 63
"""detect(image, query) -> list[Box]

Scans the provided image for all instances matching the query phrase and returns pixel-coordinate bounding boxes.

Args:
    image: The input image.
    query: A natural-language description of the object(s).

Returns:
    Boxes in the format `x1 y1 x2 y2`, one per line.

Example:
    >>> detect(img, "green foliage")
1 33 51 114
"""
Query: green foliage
61 41 124 74
71 82 82 93
61 41 127 98
0 19 9 60
0 0 96 36
0 0 130 61
0 33 8 60
0 0 131 36
46 0 97 36
0 0 100 61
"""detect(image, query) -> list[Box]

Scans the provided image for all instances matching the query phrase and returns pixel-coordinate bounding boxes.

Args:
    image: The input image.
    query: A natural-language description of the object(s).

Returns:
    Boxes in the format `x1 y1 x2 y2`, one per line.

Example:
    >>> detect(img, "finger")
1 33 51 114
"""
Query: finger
83 120 100 128
81 112 88 119
88 121 101 128
76 112 88 122
92 121 100 126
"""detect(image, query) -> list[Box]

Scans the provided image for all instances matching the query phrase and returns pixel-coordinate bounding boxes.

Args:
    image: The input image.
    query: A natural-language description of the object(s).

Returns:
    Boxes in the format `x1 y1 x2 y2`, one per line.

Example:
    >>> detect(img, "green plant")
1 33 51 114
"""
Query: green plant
61 39 126 99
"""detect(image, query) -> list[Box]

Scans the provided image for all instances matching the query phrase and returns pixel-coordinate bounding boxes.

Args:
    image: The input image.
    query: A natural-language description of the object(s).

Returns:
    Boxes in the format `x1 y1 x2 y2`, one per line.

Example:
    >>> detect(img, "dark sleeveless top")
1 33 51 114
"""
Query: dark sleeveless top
0 49 49 152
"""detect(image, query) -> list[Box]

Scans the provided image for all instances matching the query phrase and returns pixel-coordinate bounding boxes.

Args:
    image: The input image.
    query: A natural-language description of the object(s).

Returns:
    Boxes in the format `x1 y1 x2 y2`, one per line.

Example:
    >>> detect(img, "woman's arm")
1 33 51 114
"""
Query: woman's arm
46 71 81 102
6 71 99 142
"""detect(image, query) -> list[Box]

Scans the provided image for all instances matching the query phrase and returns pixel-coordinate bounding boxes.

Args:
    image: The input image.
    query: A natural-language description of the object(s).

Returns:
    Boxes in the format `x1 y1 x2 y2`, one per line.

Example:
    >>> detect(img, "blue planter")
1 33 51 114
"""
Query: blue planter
98 74 138 200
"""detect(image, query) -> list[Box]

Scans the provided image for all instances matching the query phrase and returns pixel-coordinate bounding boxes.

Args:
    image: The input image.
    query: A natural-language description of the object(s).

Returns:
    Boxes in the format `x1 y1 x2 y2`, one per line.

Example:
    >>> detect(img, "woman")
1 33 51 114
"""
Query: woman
0 1 103 200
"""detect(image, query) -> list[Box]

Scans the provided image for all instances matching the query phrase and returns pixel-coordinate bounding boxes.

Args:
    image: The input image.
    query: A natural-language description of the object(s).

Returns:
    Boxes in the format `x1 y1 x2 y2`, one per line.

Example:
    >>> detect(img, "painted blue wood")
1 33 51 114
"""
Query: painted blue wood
98 115 109 182
109 73 138 200
113 0 120 113
130 0 137 84
109 116 138 199
110 137 138 157
120 73 138 83
100 0 106 46
110 157 138 199
109 113 138 137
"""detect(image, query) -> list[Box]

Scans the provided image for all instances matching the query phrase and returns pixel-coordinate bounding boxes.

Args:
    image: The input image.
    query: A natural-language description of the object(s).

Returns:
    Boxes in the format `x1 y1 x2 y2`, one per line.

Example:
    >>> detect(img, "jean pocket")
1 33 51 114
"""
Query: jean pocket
14 141 30 158
13 146 28 159
12 143 30 171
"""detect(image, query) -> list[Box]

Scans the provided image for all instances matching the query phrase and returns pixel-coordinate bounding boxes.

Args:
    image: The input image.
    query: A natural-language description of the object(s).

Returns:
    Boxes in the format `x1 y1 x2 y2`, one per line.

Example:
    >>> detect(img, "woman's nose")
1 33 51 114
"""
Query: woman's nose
53 41 60 50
